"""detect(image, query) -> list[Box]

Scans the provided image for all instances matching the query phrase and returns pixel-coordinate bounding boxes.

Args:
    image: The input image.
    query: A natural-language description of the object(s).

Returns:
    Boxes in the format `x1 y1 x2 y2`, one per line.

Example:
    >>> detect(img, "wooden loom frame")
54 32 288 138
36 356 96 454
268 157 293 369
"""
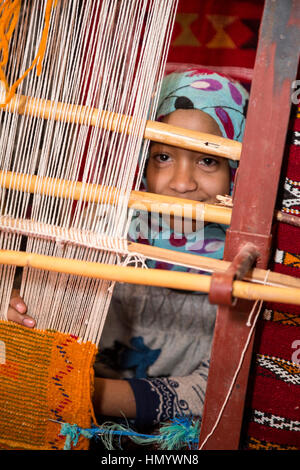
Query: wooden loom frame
0 0 299 450
198 0 300 450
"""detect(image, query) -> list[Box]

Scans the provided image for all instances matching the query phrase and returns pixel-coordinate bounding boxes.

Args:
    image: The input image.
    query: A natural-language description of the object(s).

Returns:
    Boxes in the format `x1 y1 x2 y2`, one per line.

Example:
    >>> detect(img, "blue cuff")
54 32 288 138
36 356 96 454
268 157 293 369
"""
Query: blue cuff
127 378 161 431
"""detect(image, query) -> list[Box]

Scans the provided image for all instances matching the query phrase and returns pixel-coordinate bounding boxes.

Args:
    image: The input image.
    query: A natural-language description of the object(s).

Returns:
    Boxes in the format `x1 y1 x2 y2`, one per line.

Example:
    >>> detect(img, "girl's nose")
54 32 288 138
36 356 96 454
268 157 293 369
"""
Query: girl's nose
169 166 197 194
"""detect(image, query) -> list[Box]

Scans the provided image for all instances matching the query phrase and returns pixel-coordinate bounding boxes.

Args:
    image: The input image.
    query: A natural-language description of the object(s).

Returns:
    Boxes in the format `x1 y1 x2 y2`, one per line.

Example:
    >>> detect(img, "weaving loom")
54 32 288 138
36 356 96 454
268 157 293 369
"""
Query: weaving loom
0 0 180 450
0 0 299 451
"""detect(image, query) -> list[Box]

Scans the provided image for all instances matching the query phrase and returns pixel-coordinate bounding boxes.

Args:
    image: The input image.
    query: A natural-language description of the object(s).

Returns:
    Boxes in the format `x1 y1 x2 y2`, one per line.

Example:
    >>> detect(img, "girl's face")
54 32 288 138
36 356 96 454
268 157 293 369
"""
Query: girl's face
146 109 231 205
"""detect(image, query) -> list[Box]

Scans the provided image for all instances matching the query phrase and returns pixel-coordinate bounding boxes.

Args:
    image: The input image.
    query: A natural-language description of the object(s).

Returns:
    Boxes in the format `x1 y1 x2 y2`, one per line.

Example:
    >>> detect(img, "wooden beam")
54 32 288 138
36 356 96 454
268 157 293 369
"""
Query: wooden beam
3 93 241 161
199 0 300 450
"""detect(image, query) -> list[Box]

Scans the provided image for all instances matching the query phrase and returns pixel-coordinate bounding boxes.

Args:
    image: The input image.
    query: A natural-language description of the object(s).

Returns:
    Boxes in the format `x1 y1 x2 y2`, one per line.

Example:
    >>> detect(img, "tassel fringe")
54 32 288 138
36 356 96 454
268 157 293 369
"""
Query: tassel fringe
58 416 200 451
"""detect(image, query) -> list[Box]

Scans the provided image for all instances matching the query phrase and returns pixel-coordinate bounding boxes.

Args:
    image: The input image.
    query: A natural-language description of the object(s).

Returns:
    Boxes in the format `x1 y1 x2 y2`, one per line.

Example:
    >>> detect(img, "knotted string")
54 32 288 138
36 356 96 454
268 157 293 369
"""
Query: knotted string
199 270 270 449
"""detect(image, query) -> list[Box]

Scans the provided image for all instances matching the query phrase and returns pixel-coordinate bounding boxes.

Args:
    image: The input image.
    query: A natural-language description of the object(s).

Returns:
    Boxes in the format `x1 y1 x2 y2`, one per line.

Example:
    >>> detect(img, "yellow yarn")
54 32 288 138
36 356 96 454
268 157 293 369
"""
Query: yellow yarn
0 0 57 106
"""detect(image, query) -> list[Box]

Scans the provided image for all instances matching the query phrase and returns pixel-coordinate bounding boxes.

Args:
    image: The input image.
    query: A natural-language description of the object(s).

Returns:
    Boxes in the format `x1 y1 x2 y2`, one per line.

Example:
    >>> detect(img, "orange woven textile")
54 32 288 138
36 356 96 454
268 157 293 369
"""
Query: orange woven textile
0 321 97 450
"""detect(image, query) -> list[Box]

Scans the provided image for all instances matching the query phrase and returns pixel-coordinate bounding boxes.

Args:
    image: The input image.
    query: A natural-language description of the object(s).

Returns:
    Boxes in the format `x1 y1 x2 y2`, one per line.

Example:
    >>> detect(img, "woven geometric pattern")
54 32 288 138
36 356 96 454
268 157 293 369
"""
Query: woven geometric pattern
0 321 97 450
263 308 300 327
242 105 300 450
168 0 264 68
247 436 298 451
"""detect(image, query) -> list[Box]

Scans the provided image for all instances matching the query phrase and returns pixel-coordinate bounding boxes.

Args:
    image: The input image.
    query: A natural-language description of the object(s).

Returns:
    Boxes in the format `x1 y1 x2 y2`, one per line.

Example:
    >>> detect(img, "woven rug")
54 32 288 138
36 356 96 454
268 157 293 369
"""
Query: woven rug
0 321 97 450
167 0 264 69
241 105 300 450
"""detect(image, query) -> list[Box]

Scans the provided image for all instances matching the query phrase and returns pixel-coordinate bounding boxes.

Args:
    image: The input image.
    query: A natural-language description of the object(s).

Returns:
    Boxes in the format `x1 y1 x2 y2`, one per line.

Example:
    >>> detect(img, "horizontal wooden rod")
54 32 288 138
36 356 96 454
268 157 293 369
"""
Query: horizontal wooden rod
275 210 300 228
128 188 231 224
128 242 300 289
231 280 299 305
0 170 232 224
4 93 241 161
0 249 299 306
0 214 297 289
1 170 299 229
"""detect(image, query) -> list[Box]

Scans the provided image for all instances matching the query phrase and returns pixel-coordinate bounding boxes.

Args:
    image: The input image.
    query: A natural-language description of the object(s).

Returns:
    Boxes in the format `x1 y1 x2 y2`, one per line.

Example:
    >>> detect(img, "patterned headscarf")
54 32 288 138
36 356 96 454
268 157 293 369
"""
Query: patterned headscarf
129 68 249 272
156 68 248 166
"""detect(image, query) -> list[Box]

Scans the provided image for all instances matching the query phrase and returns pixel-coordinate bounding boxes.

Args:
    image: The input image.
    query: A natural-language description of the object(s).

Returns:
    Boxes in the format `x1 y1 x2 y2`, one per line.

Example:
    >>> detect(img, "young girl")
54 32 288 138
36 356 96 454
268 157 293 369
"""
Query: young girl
7 69 248 431
130 68 247 269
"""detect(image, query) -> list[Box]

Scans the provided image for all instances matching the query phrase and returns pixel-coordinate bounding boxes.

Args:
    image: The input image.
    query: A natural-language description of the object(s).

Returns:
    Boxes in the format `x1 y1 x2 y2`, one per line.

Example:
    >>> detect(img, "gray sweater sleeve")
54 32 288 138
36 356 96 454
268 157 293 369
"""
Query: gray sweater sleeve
128 355 210 430
96 283 216 430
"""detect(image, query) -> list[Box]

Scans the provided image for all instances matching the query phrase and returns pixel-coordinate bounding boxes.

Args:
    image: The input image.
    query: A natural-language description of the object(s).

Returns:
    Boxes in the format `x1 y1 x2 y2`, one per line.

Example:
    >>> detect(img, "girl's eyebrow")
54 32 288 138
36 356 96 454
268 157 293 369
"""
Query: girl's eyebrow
198 153 222 159
150 142 170 149
150 143 223 160
149 143 174 153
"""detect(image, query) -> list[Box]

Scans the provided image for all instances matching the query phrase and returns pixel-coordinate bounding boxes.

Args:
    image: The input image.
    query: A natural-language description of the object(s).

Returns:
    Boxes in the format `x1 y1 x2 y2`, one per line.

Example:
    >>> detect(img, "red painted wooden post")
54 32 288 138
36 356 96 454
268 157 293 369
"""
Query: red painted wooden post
199 0 300 450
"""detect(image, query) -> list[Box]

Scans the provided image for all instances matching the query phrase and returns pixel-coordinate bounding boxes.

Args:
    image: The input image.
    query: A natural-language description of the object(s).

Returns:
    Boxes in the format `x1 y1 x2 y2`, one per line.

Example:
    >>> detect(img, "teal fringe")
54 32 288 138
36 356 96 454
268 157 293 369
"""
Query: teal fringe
59 416 200 450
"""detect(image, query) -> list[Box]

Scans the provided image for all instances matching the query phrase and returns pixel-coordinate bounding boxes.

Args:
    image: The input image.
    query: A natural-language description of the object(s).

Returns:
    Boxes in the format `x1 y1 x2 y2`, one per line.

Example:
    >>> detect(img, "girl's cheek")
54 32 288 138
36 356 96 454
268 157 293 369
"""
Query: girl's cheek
200 175 226 200
146 169 166 194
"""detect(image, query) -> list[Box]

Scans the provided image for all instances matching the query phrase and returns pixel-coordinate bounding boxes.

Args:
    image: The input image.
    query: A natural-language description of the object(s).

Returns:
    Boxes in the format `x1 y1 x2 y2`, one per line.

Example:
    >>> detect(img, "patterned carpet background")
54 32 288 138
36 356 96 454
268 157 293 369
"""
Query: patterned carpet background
240 106 300 450
167 0 264 69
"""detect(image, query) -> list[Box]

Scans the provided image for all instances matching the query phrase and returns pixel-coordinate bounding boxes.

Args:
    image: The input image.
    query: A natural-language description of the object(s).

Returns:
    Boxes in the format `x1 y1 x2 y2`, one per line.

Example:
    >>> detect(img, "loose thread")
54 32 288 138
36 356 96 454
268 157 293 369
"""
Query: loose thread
0 0 57 106
199 270 270 450
106 252 149 294
119 252 149 270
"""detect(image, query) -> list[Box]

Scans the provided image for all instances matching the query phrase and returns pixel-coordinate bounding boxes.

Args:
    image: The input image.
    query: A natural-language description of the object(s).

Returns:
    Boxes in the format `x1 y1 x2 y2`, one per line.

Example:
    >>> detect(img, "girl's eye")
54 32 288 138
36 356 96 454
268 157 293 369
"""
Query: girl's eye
154 153 171 163
199 157 218 168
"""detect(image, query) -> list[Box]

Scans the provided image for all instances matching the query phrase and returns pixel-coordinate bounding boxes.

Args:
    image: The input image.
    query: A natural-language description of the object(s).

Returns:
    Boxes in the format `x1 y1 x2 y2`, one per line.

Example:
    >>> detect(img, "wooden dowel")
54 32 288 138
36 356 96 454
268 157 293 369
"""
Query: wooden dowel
1 169 299 228
232 280 300 305
144 120 241 160
0 249 299 306
0 170 232 224
128 189 231 224
0 249 211 292
0 214 297 289
128 242 300 289
5 93 241 160
275 210 300 228
1 170 299 229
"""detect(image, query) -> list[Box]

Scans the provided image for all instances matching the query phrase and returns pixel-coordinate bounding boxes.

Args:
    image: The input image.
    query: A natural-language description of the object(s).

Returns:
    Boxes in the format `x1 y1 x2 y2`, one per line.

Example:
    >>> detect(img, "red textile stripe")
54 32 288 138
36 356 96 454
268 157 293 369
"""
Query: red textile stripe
275 226 300 253
253 321 300 364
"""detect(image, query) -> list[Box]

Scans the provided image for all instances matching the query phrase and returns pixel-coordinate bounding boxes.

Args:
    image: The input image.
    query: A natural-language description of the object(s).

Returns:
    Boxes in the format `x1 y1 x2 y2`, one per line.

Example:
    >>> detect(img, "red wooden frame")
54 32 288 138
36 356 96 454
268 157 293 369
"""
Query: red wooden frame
199 0 300 450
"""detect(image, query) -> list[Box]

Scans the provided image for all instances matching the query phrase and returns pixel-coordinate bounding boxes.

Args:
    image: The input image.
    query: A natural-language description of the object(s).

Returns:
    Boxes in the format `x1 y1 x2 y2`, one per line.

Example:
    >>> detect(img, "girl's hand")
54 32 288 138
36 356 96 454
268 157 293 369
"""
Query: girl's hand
7 290 35 328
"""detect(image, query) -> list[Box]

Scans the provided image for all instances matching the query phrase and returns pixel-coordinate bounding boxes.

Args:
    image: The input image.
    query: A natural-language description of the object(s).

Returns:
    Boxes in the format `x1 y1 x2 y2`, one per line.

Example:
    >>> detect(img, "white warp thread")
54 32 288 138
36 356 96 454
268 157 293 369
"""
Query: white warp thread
0 0 178 344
